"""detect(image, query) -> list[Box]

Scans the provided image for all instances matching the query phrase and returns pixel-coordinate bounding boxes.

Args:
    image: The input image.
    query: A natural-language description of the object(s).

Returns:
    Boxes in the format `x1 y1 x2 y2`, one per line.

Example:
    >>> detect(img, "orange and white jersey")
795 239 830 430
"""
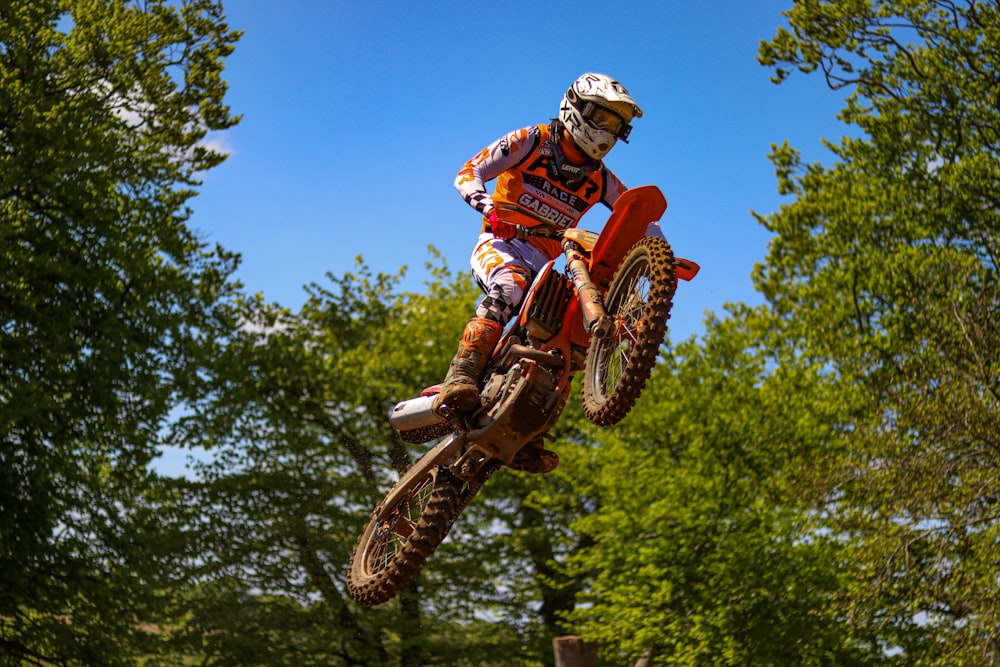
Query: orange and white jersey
455 123 627 258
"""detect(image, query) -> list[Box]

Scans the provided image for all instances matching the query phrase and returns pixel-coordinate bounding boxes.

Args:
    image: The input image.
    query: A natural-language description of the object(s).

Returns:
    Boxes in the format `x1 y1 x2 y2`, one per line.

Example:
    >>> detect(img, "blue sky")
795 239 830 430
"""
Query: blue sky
189 1 849 346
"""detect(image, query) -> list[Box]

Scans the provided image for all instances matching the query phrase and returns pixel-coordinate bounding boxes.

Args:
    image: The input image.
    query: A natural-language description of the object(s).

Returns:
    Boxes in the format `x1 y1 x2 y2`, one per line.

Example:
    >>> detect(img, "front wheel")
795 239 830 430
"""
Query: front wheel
583 236 676 426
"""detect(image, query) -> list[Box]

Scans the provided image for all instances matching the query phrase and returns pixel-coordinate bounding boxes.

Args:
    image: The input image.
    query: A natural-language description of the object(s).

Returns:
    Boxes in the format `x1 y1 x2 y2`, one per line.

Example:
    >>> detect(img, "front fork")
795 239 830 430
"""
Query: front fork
564 240 611 339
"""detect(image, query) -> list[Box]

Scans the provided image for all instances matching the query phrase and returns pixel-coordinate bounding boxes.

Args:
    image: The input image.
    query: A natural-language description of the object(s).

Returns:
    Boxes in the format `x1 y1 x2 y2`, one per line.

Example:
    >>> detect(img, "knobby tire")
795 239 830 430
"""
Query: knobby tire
347 442 496 606
583 235 676 426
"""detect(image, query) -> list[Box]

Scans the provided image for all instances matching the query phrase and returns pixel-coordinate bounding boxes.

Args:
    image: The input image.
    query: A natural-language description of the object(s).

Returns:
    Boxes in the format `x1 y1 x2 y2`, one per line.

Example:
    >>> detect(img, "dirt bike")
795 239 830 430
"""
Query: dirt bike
347 185 699 606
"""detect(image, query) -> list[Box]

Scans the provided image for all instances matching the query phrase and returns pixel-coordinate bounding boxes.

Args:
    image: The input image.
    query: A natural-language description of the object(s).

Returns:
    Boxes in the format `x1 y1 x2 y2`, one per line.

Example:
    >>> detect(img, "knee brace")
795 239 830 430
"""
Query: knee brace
475 265 531 326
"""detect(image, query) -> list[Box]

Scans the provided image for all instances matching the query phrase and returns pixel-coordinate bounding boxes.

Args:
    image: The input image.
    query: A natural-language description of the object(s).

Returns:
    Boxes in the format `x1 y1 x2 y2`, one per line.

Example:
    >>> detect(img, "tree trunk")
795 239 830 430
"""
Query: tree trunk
399 584 423 667
553 636 597 667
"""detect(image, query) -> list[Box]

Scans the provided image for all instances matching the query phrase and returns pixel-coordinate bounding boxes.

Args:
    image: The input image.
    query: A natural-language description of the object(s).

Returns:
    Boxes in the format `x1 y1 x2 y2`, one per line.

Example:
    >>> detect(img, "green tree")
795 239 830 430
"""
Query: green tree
556 309 881 666
169 255 559 666
757 1 1000 662
0 1 240 664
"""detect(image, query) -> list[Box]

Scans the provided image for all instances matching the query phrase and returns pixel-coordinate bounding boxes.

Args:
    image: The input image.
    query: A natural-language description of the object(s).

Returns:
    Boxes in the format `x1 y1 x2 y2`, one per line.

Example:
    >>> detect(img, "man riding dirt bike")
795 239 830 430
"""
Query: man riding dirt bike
439 72 648 473
347 73 699 606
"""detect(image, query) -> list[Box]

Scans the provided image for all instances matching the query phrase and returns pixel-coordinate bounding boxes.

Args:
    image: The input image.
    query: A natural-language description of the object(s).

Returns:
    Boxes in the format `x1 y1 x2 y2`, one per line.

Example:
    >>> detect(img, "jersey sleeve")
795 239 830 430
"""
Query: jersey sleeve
600 167 628 209
454 125 541 217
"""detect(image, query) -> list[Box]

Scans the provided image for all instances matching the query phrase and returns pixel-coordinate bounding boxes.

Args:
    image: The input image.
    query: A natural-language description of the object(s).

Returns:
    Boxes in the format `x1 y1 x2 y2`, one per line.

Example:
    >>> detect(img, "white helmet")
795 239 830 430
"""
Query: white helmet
559 73 643 160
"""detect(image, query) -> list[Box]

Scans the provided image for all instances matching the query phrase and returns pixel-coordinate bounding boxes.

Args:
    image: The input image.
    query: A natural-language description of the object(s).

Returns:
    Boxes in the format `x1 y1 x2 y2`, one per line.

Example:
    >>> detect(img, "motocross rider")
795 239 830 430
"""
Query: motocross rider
434 73 643 470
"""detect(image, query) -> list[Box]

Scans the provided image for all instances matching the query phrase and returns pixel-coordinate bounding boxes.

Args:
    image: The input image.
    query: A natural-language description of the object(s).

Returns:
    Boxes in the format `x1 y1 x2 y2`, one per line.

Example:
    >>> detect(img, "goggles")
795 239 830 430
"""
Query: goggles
583 102 632 141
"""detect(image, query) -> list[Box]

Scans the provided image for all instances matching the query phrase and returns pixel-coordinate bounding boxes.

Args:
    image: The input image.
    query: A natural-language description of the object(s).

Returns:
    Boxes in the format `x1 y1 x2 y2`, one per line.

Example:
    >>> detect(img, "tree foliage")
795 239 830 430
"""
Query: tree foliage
554 309 879 666
11 1 1000 666
756 1 1000 662
530 3 1000 665
1 1 240 664
168 256 563 666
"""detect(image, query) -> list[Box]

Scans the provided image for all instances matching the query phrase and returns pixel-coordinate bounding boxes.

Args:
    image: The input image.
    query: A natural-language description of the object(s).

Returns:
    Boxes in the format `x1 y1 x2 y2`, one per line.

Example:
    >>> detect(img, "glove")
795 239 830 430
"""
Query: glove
487 210 517 240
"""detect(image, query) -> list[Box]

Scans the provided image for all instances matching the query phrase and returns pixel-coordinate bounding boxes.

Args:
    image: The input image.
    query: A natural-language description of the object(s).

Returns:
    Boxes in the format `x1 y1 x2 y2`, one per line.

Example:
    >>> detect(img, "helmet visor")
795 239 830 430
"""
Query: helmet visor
583 103 631 141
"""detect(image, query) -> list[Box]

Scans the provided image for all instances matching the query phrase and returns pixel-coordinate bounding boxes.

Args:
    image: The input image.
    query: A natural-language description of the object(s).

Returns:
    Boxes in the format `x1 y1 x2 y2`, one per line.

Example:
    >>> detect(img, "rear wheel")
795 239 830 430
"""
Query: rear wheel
583 236 676 426
347 440 496 606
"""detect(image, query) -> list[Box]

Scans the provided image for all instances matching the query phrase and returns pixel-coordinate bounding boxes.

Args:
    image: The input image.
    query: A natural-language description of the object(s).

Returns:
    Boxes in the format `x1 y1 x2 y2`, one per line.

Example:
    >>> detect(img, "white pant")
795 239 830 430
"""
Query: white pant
469 233 551 325
468 222 666 325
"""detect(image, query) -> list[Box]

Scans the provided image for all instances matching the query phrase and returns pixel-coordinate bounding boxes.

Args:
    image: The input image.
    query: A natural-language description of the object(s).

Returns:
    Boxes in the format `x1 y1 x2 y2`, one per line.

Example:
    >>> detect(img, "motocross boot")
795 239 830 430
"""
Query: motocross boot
507 436 560 474
433 317 503 415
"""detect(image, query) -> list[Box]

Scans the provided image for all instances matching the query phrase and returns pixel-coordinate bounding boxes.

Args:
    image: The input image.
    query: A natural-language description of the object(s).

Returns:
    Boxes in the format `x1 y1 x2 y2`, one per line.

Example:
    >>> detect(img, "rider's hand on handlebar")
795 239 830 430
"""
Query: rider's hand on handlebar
487 210 517 240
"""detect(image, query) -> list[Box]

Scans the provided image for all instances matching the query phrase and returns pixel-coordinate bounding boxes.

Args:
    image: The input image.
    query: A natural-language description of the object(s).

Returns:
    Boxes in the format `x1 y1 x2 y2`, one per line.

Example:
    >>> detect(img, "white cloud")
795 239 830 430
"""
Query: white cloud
199 131 235 158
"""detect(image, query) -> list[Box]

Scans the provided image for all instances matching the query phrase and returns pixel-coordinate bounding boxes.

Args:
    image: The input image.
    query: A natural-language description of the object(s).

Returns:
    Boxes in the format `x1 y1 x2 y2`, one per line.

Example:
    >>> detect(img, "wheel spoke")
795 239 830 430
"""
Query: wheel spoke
349 448 473 606
364 476 434 574
583 236 675 427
